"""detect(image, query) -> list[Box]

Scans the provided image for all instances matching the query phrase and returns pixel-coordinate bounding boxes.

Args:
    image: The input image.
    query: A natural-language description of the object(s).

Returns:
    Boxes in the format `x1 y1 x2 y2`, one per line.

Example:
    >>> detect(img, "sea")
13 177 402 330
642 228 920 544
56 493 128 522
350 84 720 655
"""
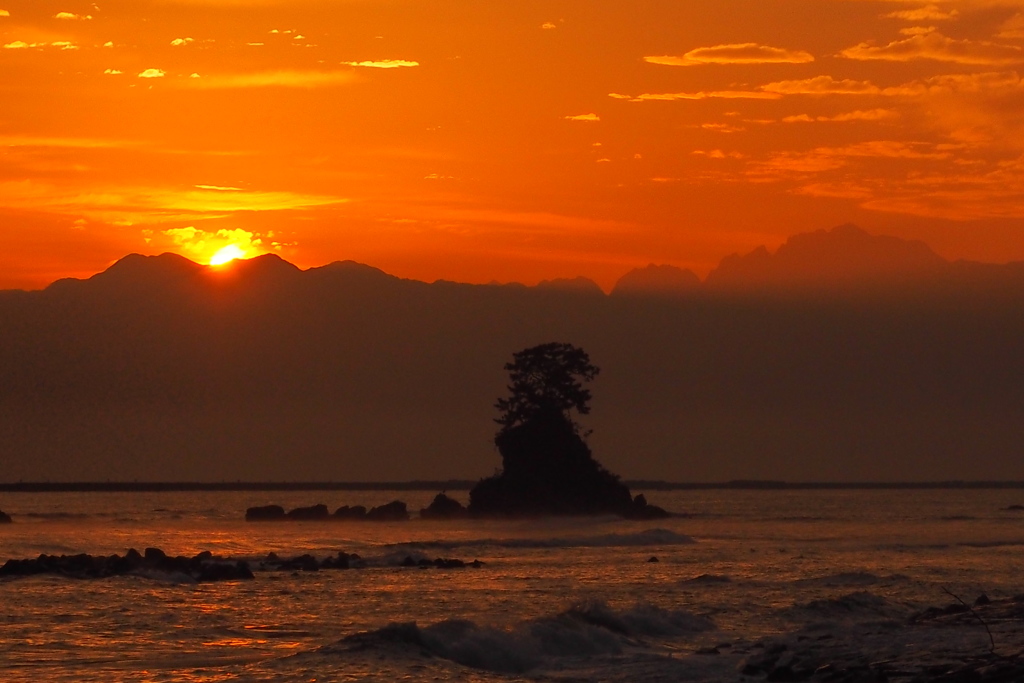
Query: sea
3 488 1024 682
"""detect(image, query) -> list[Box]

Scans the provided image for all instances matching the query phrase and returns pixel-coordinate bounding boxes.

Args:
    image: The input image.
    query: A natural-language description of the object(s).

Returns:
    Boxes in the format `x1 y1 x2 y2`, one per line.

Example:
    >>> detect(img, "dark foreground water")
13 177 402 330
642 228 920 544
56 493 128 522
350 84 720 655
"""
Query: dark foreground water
3 488 1024 681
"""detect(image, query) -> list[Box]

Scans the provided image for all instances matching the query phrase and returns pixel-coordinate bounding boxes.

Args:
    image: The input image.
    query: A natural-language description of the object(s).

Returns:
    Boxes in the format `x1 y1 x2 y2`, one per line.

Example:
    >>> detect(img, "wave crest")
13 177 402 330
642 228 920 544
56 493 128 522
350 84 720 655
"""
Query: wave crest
331 600 714 673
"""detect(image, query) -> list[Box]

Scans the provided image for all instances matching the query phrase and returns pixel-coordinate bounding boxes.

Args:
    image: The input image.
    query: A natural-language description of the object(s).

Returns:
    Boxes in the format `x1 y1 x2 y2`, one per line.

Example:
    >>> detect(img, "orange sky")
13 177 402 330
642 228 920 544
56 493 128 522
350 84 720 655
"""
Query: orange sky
2 0 1024 290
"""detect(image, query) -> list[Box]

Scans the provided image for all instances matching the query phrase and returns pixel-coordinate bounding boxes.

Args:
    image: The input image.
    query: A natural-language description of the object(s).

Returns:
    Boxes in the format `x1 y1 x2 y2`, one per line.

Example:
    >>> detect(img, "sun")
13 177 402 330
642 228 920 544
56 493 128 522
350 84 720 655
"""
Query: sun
209 244 247 266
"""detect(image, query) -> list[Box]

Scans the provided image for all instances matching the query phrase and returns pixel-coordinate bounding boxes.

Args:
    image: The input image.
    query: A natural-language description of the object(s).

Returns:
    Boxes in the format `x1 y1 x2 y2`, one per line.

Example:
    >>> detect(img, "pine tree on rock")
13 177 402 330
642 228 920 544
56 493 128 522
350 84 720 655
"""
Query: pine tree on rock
469 342 666 518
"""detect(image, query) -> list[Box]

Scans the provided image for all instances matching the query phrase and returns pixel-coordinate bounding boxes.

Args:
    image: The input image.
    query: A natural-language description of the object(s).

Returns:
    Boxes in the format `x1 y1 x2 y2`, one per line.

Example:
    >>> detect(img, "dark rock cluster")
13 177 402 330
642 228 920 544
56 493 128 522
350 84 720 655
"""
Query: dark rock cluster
260 551 361 571
246 500 410 522
0 509 11 523
0 547 254 582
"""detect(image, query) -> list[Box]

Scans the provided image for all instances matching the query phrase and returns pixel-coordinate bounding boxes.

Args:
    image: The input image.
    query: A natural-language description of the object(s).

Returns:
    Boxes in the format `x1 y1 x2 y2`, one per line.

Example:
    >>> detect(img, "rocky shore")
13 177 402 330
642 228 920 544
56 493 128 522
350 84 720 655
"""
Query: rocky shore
0 548 254 582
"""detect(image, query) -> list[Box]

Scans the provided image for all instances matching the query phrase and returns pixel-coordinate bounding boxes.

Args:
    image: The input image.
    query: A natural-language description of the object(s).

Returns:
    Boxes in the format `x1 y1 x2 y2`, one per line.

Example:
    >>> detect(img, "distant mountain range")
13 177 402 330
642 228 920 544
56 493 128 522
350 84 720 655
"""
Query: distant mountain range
2 224 1023 483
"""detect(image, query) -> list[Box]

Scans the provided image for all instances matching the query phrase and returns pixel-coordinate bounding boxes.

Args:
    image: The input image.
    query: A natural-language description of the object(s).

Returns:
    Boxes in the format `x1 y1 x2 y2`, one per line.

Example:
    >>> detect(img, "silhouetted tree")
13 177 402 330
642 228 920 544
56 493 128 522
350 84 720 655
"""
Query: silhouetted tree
494 342 599 435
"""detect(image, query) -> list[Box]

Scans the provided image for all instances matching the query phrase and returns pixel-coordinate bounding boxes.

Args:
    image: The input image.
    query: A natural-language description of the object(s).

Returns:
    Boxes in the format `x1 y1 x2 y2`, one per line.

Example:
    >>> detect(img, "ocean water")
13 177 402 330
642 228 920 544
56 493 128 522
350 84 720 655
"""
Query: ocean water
3 488 1024 682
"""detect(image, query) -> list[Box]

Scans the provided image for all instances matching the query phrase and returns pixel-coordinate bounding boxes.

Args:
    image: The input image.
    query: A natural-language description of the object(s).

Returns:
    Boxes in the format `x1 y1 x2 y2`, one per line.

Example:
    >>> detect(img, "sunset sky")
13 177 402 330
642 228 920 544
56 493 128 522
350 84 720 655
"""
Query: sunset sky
2 0 1024 290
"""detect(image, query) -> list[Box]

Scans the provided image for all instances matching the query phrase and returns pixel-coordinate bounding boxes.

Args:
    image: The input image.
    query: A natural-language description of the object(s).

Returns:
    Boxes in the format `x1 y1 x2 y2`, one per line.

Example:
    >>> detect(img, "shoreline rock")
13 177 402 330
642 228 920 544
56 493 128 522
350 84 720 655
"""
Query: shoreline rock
0 509 11 523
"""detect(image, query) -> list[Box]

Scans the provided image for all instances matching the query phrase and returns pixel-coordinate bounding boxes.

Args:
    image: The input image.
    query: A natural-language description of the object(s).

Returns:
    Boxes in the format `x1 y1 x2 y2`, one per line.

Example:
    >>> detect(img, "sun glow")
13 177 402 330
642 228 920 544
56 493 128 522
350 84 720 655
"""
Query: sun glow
209 244 246 265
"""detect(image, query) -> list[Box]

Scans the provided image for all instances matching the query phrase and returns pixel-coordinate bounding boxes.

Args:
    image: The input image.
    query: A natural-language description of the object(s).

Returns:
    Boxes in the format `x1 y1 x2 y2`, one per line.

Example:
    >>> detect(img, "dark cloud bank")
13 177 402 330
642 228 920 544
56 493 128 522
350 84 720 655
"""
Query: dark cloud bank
2 224 1023 483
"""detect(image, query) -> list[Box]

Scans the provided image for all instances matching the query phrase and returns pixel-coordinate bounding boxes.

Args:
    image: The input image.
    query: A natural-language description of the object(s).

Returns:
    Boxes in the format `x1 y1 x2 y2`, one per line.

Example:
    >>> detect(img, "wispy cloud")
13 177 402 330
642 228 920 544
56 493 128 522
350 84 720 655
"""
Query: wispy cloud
0 180 346 224
54 11 91 20
139 68 166 78
0 10 10 17
693 149 745 159
0 135 135 149
564 113 599 121
4 40 78 50
611 90 781 102
782 109 899 123
842 32 1024 64
762 75 884 95
645 43 814 66
170 37 195 46
883 4 959 21
186 69 357 88
998 13 1024 39
341 59 418 68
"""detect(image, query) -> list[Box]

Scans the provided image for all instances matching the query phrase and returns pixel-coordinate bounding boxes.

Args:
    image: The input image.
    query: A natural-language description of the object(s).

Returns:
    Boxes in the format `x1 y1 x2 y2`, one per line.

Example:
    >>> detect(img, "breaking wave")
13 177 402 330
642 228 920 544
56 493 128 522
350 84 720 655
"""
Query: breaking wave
326 600 714 673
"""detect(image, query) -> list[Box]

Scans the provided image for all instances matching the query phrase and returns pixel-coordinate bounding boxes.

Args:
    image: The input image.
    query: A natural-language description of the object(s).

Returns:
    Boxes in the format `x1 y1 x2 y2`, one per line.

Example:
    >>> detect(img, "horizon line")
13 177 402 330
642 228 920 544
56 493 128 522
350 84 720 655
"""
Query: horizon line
5 480 1024 492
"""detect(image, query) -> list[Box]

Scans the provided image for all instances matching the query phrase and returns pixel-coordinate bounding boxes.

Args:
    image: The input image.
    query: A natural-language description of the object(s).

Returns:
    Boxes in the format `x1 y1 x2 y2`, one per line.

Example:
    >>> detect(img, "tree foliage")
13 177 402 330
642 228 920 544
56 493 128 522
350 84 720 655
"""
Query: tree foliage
494 342 600 432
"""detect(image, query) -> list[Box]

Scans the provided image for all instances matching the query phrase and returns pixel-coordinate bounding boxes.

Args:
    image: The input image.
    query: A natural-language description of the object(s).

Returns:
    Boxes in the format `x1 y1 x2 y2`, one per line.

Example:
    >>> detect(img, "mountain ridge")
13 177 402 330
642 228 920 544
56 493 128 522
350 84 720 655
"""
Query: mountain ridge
22 224 1024 298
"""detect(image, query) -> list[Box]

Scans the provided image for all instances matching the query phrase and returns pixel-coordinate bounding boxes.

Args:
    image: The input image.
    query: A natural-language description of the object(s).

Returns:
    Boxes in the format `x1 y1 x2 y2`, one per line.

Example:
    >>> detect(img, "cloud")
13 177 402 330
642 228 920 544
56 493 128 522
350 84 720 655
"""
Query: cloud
644 43 814 66
693 149 745 159
194 184 243 191
564 113 599 121
138 68 166 78
0 135 135 150
883 4 959 21
161 226 268 261
701 123 745 133
858 156 1024 220
900 26 938 36
341 59 419 68
614 90 782 102
841 32 1024 64
762 71 1024 101
762 75 883 95
998 13 1024 39
186 69 356 88
0 180 346 225
103 68 122 75
782 109 899 122
54 11 91 20
541 22 557 29
0 10 9 17
4 40 78 50
170 37 195 46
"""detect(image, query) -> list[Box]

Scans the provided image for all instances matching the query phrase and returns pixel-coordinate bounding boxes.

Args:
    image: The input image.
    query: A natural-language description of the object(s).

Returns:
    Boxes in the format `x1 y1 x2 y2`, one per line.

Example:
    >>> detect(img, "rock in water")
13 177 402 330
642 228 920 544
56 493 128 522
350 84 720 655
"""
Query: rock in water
0 509 11 523
366 500 409 521
286 504 330 520
245 504 285 521
334 505 368 520
420 493 468 519
469 410 634 517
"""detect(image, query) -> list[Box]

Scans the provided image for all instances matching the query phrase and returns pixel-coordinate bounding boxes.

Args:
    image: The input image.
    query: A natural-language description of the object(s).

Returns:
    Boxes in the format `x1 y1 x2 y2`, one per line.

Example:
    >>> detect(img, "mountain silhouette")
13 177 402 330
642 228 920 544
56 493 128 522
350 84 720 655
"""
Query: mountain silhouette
2 225 1024 483
611 264 701 298
705 224 947 292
